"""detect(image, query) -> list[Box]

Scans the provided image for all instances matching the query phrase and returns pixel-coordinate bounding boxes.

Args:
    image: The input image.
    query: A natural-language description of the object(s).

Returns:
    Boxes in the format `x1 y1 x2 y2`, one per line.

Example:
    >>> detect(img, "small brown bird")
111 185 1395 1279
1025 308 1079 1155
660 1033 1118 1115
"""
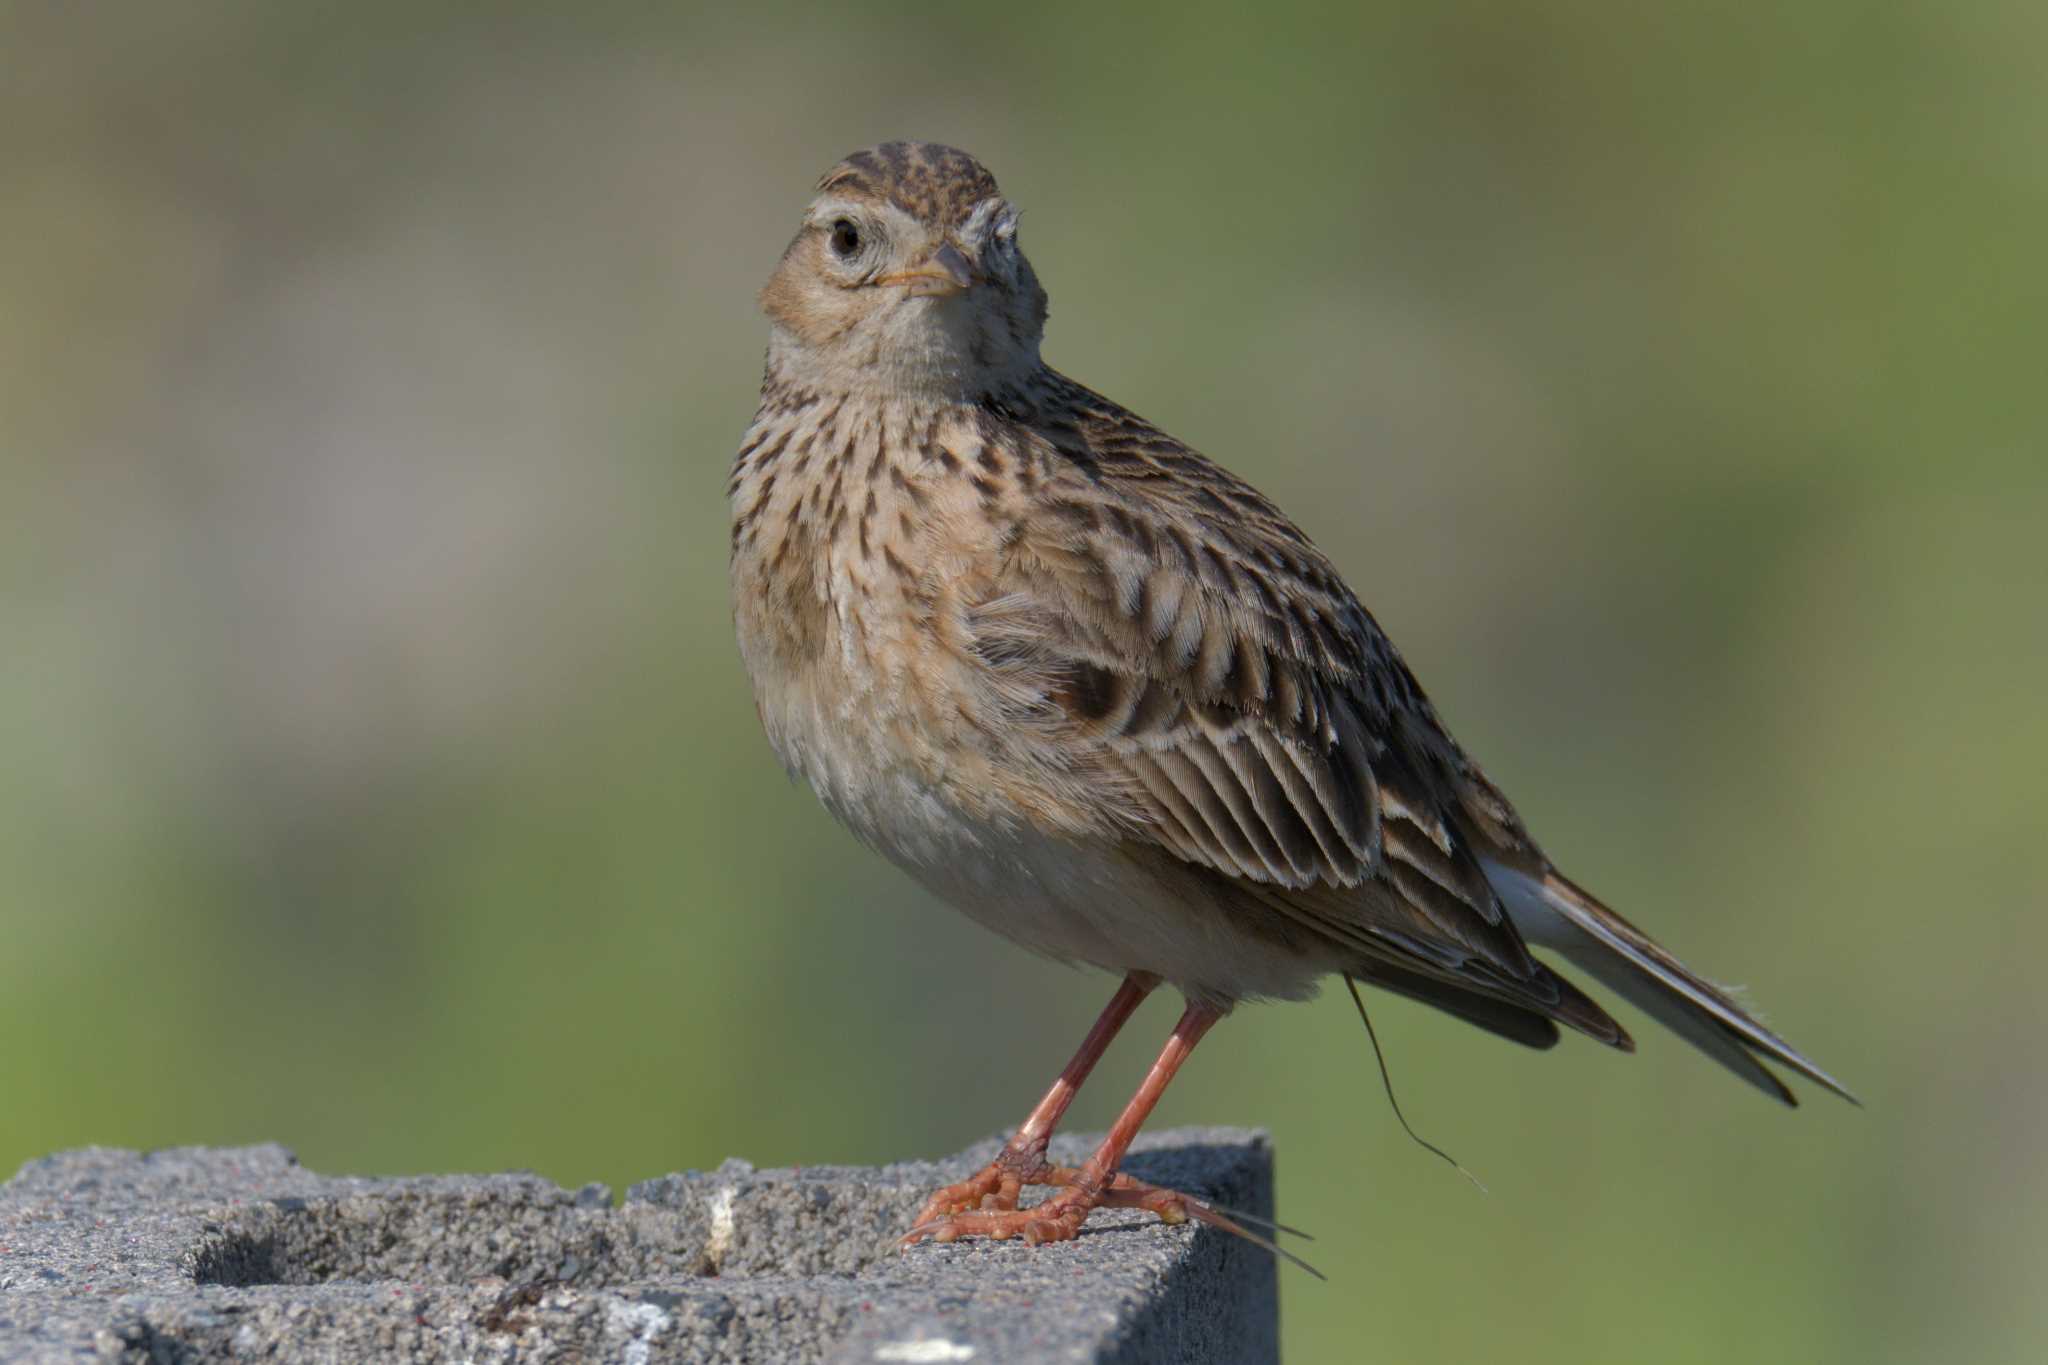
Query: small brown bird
728 142 1853 1253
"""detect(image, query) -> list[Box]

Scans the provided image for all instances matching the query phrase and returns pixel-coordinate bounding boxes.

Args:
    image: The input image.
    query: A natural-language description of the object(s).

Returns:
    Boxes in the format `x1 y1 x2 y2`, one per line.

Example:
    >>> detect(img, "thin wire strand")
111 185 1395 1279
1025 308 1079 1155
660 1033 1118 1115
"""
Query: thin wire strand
1344 975 1487 1194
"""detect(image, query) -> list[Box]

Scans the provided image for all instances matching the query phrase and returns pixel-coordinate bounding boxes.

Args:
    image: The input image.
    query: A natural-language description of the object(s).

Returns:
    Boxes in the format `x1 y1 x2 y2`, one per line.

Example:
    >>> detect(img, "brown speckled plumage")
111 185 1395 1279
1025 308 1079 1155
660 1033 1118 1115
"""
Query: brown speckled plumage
728 143 1853 1253
817 141 1002 228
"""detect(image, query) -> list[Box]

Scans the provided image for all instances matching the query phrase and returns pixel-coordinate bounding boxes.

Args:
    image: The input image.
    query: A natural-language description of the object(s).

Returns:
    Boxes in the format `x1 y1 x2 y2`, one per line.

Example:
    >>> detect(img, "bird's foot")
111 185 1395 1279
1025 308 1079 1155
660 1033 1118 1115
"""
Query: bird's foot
900 1165 1325 1277
900 1184 1104 1247
899 1168 1196 1248
905 1151 1044 1228
1041 1167 1195 1221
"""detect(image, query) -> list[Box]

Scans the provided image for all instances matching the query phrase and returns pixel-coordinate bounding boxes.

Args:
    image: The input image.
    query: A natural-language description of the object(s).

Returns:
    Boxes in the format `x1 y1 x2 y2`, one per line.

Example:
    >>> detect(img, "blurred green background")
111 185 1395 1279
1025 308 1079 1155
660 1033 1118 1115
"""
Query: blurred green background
4 3 2042 1361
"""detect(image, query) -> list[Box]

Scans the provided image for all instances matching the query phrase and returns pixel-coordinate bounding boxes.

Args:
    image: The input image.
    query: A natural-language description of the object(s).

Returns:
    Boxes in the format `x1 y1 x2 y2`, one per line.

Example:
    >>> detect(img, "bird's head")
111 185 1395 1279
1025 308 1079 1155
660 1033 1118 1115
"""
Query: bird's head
759 142 1048 398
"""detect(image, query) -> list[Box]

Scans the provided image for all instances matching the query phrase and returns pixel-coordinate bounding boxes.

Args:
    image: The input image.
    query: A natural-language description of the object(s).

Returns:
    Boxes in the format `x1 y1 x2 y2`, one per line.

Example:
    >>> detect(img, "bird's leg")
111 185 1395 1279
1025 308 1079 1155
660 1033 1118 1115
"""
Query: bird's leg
906 973 1156 1228
903 998 1224 1248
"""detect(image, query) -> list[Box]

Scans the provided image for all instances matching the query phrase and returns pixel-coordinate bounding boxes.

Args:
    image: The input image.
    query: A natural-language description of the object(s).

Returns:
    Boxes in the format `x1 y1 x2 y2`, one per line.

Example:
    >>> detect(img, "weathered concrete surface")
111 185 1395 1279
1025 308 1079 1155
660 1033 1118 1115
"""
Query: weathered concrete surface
0 1128 1277 1363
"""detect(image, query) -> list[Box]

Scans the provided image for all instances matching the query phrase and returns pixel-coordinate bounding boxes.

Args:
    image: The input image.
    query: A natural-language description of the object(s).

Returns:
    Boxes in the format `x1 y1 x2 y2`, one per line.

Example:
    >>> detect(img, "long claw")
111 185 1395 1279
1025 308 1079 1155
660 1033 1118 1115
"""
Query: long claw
1192 1200 1314 1241
1038 1166 1316 1240
1164 1193 1326 1280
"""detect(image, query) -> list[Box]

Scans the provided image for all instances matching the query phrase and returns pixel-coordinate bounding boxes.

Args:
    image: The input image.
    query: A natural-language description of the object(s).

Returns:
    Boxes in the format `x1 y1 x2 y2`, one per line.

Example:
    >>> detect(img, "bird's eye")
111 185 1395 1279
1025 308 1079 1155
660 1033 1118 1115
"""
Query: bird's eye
829 219 862 258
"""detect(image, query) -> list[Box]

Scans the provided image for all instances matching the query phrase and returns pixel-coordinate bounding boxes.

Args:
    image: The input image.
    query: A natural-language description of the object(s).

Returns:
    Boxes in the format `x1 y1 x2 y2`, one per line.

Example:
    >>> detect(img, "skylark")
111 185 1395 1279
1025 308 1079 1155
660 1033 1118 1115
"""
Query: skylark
728 142 1853 1253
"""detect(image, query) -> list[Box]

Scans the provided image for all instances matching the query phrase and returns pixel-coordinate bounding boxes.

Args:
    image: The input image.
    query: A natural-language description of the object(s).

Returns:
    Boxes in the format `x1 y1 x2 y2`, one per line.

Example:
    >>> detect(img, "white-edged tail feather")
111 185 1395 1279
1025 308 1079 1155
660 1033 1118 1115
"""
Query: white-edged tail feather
1485 862 1858 1106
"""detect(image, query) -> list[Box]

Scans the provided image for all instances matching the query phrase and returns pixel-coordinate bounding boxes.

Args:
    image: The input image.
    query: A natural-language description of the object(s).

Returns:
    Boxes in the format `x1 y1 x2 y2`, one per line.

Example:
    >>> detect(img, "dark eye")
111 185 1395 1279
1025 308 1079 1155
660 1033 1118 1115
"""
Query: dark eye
829 219 862 257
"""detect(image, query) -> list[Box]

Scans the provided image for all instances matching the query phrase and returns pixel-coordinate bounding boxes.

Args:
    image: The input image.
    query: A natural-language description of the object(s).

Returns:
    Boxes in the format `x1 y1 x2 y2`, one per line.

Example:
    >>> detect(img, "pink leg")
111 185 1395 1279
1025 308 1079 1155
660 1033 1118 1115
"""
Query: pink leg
904 998 1224 1248
905 973 1156 1229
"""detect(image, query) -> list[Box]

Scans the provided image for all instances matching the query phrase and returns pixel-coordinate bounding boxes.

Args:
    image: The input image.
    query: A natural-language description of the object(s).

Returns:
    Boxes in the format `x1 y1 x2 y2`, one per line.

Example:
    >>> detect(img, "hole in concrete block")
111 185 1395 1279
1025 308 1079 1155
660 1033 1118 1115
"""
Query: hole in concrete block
180 1169 927 1288
187 1186 707 1288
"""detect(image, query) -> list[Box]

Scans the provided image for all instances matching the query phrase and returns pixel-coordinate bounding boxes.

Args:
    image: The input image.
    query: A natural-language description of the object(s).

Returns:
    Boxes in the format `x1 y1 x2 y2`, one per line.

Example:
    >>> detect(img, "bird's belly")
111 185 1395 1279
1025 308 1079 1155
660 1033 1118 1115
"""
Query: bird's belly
877 797 1153 971
746 626 1328 1002
817 743 1328 1002
882 799 1330 1003
758 680 1128 967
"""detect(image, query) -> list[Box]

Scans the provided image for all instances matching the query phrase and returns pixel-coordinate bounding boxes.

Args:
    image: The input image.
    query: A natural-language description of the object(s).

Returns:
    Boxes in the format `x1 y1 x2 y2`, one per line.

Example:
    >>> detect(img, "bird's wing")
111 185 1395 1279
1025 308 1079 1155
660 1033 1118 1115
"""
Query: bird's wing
960 377 1852 1102
956 380 1618 1038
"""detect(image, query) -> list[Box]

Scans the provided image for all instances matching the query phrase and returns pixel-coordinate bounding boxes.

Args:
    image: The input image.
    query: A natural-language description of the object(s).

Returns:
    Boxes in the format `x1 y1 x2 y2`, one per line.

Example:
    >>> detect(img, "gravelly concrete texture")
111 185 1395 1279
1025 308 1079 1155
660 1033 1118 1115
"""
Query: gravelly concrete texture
0 1127 1277 1363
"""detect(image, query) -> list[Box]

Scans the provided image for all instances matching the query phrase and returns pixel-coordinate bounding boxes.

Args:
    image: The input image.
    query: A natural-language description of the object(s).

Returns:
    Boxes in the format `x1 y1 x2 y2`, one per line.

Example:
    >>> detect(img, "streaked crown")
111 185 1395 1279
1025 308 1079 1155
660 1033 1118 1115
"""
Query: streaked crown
817 142 1003 231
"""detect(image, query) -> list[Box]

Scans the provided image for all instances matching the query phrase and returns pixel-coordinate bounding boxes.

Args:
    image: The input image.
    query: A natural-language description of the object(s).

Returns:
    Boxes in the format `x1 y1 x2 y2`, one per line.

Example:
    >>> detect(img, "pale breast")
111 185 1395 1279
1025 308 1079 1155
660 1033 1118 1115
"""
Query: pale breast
728 388 990 848
728 387 1335 1001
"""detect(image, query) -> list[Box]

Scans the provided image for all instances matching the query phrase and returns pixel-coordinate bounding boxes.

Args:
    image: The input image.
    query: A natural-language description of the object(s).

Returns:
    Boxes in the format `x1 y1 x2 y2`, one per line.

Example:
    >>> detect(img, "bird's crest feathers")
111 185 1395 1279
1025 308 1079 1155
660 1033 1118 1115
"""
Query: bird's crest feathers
817 142 1003 230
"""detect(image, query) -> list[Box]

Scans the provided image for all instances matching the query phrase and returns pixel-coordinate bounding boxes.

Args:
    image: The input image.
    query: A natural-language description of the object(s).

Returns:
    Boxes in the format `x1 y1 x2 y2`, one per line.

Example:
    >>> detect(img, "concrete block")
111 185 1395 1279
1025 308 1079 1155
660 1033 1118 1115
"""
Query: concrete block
0 1127 1278 1363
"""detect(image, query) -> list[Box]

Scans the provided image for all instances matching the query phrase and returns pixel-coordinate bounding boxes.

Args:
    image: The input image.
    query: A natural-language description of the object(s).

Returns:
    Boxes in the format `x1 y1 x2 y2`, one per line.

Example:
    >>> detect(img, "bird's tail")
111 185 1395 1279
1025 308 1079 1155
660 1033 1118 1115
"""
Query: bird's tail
1486 863 1858 1106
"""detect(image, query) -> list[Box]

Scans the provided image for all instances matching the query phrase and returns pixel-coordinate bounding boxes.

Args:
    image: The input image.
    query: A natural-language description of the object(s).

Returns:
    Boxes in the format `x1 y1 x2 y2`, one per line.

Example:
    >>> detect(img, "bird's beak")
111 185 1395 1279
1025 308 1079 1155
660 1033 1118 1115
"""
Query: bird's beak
877 242 978 297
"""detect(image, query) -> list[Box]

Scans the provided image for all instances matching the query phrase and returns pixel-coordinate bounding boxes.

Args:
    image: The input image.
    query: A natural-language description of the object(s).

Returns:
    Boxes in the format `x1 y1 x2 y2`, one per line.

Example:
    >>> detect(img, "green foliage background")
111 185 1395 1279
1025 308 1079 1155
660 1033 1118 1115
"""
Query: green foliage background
4 4 2042 1360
